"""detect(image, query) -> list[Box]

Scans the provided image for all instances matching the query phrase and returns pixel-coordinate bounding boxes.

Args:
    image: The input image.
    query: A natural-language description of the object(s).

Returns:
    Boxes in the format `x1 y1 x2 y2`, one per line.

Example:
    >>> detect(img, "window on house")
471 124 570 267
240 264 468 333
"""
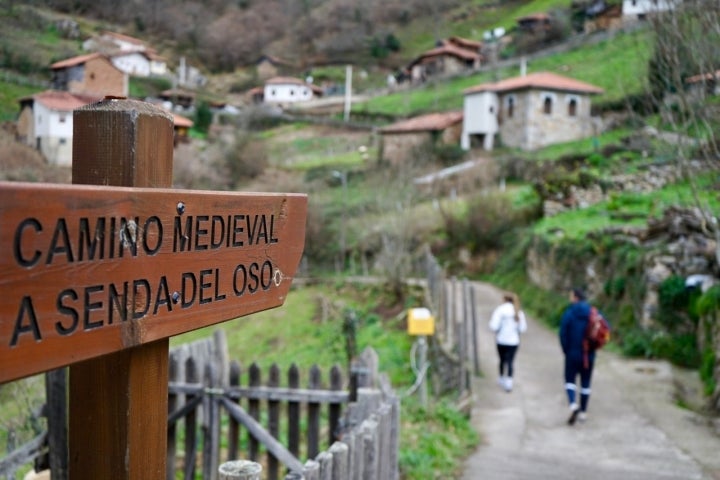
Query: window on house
568 98 578 116
271 89 276 96
489 106 494 113
507 97 515 118
90 72 95 80
59 138 67 145
290 89 295 96
59 113 67 123
543 96 553 115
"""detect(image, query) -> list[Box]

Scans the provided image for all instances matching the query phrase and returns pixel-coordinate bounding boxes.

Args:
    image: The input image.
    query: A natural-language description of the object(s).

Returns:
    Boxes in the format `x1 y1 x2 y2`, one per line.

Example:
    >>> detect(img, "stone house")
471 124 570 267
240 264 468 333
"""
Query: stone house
583 2 623 33
406 41 482 83
16 90 100 166
379 111 463 165
256 55 294 82
685 70 720 99
50 53 128 98
461 71 604 151
516 13 551 33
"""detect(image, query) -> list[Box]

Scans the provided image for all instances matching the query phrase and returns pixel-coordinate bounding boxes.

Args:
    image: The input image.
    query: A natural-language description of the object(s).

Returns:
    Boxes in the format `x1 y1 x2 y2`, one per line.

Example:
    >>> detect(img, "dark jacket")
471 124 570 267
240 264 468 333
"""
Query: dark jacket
559 300 591 361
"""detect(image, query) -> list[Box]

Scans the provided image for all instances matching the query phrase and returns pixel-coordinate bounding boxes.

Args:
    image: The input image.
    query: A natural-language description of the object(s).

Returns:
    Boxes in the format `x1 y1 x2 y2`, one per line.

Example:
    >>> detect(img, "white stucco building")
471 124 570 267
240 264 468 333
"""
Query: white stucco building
16 91 99 166
111 51 152 77
263 77 322 104
622 0 680 19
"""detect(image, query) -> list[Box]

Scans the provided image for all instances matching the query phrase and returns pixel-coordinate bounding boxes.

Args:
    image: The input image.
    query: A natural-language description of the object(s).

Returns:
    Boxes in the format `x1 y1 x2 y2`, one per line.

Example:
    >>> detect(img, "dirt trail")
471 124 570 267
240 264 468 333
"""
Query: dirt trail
461 282 720 480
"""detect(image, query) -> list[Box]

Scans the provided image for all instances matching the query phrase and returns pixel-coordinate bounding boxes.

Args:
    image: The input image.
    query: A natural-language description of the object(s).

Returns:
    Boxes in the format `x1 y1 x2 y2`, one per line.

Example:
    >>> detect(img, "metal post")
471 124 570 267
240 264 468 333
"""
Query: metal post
418 336 427 408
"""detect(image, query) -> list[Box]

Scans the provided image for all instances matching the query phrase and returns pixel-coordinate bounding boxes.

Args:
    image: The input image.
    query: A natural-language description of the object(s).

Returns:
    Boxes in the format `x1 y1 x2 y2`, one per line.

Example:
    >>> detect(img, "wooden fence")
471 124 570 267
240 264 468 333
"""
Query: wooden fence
423 249 479 410
167 331 400 480
2 334 399 480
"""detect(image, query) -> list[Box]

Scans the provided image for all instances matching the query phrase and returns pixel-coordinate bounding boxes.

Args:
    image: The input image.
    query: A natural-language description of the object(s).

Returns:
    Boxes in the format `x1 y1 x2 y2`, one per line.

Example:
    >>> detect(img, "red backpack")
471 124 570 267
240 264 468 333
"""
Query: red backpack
583 306 610 367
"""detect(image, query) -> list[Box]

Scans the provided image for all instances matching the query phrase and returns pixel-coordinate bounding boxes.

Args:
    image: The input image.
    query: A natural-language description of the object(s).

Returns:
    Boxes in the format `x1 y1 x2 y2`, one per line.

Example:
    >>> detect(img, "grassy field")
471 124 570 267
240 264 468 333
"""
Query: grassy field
356 27 653 119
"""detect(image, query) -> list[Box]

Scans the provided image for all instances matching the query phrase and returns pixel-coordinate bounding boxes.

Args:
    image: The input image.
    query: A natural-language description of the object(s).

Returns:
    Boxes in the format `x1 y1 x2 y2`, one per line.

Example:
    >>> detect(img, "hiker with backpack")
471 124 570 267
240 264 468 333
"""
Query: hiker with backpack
559 287 610 425
489 292 528 392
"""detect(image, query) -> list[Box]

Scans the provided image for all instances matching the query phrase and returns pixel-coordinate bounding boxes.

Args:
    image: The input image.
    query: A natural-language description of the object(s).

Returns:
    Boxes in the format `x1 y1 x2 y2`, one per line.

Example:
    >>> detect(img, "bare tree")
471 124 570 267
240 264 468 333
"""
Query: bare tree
646 0 720 264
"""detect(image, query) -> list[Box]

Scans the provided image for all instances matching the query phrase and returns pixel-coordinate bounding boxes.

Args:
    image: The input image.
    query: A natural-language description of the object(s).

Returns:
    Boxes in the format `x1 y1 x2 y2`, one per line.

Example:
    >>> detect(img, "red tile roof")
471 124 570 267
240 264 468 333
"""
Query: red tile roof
686 70 720 84
265 76 307 86
446 36 483 51
380 111 463 134
102 31 146 46
464 72 604 95
517 12 550 22
31 90 101 111
413 43 480 64
173 113 194 128
51 52 105 69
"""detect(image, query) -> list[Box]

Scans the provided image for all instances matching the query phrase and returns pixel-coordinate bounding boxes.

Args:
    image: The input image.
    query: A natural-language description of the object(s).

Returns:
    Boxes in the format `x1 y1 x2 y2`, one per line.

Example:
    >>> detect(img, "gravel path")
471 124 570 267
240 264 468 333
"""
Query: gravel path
461 282 720 480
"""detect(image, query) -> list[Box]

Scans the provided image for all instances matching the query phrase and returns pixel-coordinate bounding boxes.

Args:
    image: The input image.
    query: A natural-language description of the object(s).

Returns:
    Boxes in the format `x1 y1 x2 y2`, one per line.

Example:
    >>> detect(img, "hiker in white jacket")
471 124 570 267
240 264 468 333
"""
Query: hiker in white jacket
489 292 528 392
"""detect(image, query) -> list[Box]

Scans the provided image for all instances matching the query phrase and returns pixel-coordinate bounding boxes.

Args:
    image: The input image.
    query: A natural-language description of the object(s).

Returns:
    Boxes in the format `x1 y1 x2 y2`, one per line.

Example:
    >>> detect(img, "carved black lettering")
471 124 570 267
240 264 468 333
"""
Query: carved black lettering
109 217 117 259
173 216 193 252
78 217 106 261
269 215 278 244
214 268 226 301
248 262 260 293
194 215 209 251
199 268 213 304
109 281 128 324
210 216 225 249
10 296 42 346
14 218 42 268
47 218 73 265
132 279 151 319
232 215 244 247
257 215 268 244
143 216 163 255
233 264 247 296
181 272 197 308
56 289 79 335
260 260 273 291
246 215 258 245
83 285 105 330
154 276 172 314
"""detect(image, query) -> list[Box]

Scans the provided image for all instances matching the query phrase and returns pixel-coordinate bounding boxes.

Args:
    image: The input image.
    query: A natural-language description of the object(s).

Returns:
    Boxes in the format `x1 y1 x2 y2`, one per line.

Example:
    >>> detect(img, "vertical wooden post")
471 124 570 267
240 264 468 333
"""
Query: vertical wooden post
69 99 174 479
218 460 262 480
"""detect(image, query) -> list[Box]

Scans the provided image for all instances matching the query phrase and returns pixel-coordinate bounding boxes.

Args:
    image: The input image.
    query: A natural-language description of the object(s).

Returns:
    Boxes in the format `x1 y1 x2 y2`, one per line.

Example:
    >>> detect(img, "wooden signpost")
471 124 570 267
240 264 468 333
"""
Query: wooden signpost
0 183 307 384
0 99 307 479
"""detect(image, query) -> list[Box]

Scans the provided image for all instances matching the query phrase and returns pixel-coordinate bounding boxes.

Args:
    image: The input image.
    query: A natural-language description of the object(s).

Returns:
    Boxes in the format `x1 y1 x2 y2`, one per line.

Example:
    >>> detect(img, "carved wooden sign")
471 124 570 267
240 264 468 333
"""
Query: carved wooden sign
0 181 307 384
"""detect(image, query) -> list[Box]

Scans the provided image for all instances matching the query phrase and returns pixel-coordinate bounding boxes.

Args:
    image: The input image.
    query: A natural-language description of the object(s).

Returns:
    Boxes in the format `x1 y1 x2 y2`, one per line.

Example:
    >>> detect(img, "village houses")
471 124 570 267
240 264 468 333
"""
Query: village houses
261 77 323 105
379 111 464 165
50 53 128 98
405 36 483 83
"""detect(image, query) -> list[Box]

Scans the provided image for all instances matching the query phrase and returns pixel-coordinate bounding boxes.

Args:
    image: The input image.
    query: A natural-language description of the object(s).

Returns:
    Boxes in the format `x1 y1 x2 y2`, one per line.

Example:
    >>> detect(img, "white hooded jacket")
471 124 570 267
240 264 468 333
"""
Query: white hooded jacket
489 301 527 346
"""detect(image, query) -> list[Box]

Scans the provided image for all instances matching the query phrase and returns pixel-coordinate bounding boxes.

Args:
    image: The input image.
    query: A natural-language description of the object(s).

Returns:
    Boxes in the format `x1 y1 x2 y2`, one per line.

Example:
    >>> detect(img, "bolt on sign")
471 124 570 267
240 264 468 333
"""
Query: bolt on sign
0 181 307 384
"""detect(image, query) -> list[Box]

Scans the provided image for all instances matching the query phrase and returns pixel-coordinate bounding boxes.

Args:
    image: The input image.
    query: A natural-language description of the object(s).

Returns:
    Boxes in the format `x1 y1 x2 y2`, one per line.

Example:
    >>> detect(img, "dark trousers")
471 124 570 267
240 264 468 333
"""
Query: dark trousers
496 344 518 377
564 354 594 411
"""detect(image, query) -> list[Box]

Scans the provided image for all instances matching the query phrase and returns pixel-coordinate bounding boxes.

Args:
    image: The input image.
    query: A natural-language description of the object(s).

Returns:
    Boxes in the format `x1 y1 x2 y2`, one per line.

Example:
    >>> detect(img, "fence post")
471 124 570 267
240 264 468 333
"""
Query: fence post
218 460 262 480
69 98 173 479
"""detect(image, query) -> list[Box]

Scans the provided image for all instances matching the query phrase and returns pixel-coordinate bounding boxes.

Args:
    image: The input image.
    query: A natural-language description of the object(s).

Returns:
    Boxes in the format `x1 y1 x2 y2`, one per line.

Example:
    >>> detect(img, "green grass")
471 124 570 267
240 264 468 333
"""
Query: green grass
356 27 653 119
533 175 720 240
0 78 40 122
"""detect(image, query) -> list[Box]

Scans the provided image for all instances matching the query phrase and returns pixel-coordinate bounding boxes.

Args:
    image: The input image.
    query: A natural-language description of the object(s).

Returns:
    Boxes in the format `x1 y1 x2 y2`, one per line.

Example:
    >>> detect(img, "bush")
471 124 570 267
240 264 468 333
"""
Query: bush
651 332 701 368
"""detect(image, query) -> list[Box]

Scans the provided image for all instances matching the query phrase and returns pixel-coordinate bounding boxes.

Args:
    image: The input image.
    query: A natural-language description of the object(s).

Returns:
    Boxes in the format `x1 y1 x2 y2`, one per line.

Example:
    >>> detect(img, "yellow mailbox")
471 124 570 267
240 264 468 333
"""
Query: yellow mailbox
407 307 435 336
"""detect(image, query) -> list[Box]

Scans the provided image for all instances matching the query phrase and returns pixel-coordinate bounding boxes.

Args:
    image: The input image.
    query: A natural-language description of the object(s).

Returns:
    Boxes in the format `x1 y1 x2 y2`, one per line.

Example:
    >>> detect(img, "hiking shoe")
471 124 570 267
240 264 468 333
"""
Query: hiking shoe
578 412 587 423
567 403 580 425
504 377 513 392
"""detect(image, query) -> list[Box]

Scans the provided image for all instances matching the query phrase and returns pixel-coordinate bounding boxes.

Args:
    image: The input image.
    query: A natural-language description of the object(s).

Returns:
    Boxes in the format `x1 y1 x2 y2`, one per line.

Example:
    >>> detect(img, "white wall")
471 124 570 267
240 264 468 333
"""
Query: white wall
34 102 74 166
263 83 314 103
623 0 678 16
461 91 499 150
112 53 151 77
